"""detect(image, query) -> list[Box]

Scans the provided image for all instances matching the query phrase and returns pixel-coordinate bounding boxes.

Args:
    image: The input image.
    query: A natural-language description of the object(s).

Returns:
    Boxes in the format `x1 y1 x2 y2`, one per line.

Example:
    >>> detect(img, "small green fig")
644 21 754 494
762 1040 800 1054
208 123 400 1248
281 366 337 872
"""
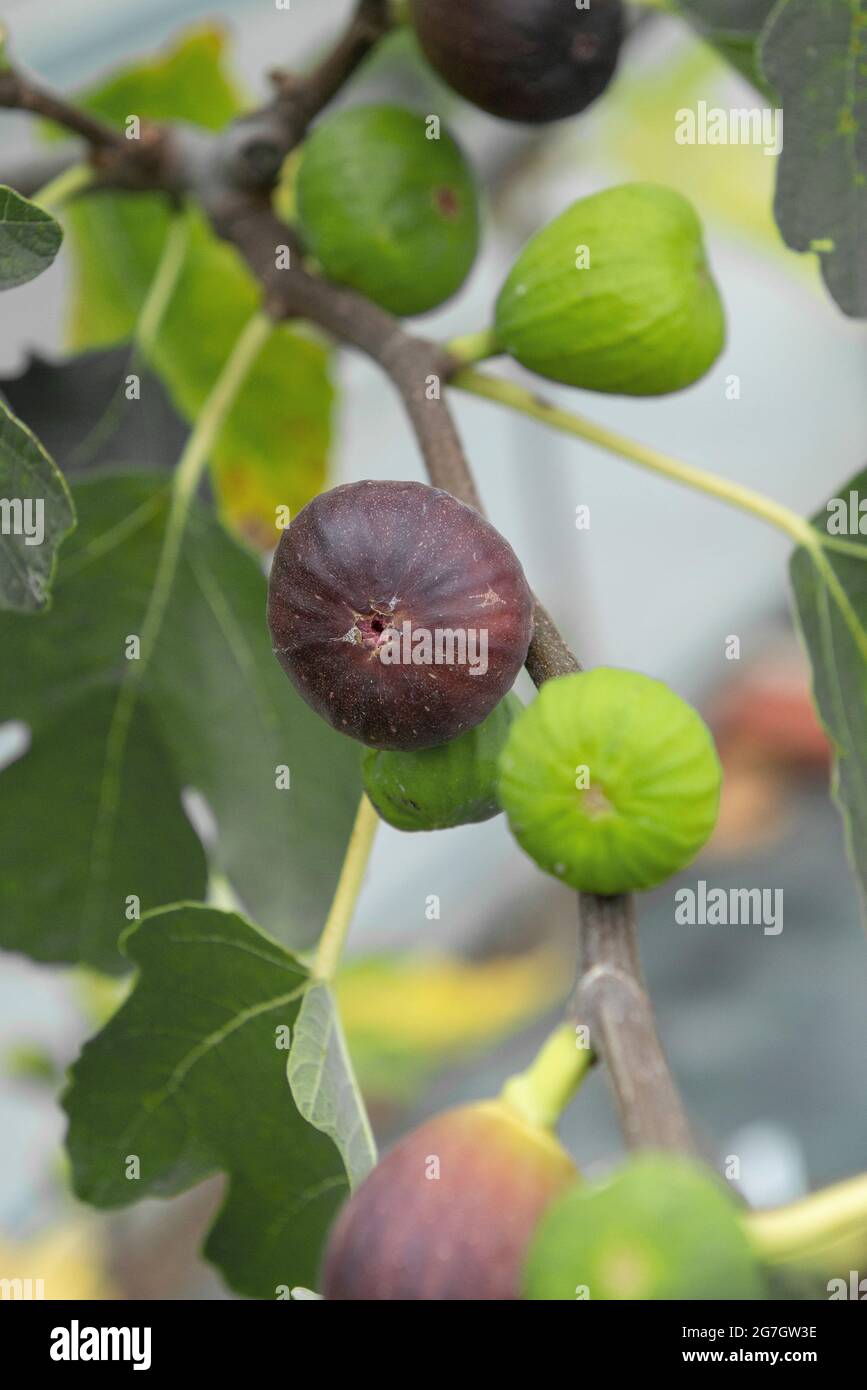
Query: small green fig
361 692 521 831
494 183 725 395
296 104 479 317
524 1154 764 1300
322 1099 577 1300
497 668 722 895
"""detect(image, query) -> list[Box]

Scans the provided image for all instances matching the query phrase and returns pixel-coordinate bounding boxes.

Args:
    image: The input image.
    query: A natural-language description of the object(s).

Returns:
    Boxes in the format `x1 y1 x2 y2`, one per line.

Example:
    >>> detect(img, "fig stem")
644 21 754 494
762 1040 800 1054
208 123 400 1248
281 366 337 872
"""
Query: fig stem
451 368 816 549
501 1022 592 1131
31 161 94 212
446 328 501 367
745 1171 867 1266
313 794 379 981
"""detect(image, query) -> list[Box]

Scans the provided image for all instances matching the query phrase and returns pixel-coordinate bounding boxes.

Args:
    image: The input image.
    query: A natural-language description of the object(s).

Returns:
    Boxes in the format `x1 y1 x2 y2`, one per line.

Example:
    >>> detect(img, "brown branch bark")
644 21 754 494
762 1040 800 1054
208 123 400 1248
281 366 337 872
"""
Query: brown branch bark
0 0 693 1158
0 69 126 151
570 895 695 1153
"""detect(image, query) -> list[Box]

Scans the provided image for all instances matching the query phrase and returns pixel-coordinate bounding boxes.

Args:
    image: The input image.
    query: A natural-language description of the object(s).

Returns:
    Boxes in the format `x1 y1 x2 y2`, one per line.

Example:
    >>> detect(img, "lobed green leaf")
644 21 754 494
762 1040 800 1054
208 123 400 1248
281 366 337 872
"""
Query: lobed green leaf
63 904 350 1297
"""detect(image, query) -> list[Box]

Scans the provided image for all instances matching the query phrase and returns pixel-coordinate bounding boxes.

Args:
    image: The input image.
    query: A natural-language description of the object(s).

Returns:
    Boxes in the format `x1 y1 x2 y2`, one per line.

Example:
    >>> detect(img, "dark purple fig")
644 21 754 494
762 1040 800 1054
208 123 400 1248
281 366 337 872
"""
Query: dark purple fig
409 0 624 125
322 1100 577 1301
267 480 533 751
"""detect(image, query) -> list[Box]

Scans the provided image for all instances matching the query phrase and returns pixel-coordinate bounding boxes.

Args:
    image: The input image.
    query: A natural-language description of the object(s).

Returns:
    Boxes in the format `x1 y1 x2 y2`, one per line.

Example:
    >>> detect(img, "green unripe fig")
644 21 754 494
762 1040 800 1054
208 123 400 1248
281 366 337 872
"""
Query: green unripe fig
497 668 722 894
322 1099 577 1300
524 1154 765 1300
362 692 521 831
494 183 725 395
296 104 480 317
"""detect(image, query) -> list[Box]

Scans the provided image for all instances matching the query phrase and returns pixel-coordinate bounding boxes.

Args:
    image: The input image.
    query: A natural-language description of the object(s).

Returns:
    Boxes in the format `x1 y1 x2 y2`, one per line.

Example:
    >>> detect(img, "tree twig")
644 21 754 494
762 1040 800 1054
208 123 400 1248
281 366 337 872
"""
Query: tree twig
570 894 695 1153
0 68 126 151
0 1 694 1158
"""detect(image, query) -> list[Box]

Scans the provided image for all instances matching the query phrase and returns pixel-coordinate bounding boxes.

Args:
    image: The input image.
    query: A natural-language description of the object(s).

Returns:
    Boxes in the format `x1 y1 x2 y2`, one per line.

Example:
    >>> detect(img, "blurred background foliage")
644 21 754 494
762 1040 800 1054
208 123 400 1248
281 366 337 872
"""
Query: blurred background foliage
0 0 865 1297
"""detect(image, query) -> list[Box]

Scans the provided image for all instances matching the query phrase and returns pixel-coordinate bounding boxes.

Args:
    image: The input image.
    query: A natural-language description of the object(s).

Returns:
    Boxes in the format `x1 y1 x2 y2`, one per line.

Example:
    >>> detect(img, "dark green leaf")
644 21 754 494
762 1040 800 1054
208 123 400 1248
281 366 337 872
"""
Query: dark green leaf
761 0 867 317
790 468 867 908
0 185 63 290
674 0 779 92
0 400 75 612
0 472 360 971
63 904 349 1297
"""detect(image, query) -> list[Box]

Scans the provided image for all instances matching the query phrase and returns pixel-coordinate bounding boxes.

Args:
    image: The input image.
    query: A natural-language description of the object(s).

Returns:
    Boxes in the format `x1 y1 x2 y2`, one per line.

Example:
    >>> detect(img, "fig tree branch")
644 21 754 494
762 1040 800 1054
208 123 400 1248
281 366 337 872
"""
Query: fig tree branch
0 66 127 150
570 893 695 1153
203 209 695 1157
0 4 695 1159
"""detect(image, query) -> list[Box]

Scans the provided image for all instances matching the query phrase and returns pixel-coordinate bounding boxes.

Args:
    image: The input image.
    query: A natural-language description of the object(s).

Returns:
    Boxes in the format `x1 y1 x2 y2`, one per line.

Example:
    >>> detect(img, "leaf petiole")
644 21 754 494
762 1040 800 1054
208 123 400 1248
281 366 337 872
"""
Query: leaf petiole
451 367 817 549
31 161 94 213
313 793 379 982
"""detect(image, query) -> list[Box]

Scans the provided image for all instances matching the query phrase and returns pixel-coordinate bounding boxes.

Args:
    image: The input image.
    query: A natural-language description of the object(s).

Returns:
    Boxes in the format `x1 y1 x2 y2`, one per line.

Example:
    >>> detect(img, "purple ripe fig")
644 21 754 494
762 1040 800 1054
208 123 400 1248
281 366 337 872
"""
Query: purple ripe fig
410 0 624 125
322 1100 577 1300
267 480 533 750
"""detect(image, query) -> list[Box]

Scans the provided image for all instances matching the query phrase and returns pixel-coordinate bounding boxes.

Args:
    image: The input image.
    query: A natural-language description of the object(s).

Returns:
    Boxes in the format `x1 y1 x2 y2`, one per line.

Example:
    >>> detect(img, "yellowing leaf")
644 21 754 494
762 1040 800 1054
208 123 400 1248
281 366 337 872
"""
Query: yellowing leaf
336 948 564 1102
0 1222 114 1300
57 27 332 547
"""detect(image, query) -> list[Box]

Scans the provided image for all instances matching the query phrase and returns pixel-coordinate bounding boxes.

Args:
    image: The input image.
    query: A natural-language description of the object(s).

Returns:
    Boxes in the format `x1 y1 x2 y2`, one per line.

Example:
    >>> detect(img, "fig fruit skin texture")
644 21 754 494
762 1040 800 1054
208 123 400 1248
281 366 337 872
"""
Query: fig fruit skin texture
498 668 722 895
322 1099 577 1301
525 1154 765 1301
495 183 725 396
361 691 521 831
267 480 534 752
296 104 479 317
410 0 624 125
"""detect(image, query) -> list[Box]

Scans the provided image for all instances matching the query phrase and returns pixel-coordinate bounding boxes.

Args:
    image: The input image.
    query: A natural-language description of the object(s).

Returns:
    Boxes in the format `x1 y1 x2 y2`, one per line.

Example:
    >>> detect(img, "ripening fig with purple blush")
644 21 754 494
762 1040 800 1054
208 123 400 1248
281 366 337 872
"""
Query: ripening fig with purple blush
267 480 534 751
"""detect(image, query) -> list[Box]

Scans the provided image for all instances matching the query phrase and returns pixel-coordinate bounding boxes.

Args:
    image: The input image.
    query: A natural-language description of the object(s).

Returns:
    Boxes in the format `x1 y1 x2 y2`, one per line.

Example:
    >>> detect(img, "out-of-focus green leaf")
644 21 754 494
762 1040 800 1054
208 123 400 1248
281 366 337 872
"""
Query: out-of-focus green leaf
64 905 349 1298
761 0 867 317
63 23 240 131
598 45 781 252
0 400 75 612
674 0 779 93
790 467 867 910
56 27 332 546
0 472 360 971
4 1043 59 1085
0 185 63 290
288 982 377 1188
337 948 564 1103
524 1155 765 1300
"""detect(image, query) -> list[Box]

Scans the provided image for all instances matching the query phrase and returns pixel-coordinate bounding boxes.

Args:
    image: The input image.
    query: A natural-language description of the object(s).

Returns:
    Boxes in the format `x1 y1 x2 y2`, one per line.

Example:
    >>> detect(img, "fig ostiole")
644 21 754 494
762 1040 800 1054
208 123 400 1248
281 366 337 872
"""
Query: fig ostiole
361 691 521 831
494 183 725 396
267 480 534 751
296 104 479 316
497 667 722 895
321 1098 577 1301
410 0 624 125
